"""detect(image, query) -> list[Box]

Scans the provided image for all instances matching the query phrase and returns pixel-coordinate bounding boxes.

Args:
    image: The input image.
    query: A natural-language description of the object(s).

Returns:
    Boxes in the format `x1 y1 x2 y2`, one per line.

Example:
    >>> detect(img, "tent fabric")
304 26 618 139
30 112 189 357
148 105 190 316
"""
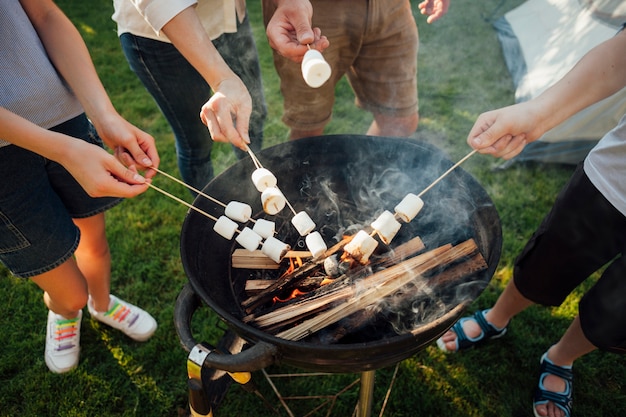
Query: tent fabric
493 0 626 165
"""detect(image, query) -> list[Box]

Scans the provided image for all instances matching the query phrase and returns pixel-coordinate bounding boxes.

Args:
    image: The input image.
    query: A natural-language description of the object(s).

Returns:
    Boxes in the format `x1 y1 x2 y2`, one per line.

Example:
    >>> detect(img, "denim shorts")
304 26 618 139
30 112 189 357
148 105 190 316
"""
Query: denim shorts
0 114 122 278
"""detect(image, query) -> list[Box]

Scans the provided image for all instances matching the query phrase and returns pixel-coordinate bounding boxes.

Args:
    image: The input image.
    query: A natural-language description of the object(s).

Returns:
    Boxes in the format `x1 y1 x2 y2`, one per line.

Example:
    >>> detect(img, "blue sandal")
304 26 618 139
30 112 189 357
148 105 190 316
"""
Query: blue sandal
436 309 507 352
533 352 573 417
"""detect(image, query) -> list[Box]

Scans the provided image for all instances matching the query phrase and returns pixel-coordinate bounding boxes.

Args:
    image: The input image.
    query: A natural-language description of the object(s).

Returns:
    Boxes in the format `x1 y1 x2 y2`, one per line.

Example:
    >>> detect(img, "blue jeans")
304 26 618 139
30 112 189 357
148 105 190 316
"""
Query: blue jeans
120 14 267 192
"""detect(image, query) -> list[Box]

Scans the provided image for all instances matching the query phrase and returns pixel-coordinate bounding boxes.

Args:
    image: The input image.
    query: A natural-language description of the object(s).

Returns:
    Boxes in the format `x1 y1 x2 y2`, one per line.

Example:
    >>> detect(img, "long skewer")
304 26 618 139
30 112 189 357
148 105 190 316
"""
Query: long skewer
147 183 218 222
417 149 477 198
152 167 226 208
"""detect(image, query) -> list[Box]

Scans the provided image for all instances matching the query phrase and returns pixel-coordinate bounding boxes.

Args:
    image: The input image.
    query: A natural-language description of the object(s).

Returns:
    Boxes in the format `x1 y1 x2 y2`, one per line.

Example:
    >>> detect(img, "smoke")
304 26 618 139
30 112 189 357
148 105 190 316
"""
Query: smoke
294 143 492 340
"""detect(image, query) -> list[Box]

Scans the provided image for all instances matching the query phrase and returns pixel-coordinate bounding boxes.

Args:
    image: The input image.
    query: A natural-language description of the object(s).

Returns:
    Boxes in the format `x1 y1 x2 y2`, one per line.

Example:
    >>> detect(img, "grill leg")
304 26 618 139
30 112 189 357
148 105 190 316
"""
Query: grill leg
356 370 376 417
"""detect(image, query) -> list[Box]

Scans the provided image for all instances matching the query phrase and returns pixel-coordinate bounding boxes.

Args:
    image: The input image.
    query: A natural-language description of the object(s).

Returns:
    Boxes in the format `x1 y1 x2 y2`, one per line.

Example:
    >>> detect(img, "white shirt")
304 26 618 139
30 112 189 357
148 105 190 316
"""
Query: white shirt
584 113 626 216
112 0 246 42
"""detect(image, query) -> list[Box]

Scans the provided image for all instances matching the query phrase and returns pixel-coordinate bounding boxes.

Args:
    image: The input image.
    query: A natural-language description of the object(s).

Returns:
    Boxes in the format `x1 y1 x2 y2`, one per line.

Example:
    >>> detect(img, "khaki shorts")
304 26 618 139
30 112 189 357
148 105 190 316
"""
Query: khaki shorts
262 0 419 131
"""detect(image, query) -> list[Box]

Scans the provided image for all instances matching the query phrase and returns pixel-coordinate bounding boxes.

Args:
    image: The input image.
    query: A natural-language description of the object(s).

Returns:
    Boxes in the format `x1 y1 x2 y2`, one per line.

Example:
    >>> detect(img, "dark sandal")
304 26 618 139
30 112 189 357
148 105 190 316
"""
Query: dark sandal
436 309 507 352
533 351 573 417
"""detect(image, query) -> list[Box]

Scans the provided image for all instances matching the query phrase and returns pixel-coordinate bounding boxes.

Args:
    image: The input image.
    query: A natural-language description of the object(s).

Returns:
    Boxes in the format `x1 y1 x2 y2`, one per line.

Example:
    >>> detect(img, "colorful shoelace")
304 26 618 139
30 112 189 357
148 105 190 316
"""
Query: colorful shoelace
53 316 79 351
105 301 139 327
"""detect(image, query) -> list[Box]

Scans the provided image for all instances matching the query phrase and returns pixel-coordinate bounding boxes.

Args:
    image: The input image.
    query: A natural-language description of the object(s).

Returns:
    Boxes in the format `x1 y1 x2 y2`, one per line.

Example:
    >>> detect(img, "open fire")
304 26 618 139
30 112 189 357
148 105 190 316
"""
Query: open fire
233 232 487 343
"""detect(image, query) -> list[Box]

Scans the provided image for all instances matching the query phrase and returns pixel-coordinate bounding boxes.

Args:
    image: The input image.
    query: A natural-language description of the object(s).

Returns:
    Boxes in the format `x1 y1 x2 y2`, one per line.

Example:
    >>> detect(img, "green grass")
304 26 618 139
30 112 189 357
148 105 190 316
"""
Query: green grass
1 0 624 416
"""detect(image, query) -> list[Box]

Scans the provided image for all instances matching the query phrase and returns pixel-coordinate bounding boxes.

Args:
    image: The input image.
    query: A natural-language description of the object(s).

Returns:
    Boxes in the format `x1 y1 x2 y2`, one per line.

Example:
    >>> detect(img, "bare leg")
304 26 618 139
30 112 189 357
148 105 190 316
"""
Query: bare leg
31 259 88 319
73 213 111 312
438 279 533 351
535 315 596 417
366 112 419 137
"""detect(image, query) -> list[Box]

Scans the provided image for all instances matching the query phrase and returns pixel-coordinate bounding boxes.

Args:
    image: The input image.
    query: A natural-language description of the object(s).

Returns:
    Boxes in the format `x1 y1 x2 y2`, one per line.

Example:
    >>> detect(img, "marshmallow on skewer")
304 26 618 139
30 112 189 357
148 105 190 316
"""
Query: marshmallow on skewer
213 216 238 240
252 218 275 239
261 186 286 215
301 49 331 88
235 227 263 252
224 201 252 223
344 230 378 264
371 210 402 245
291 211 316 236
261 236 291 263
305 231 327 259
394 193 424 223
251 168 277 192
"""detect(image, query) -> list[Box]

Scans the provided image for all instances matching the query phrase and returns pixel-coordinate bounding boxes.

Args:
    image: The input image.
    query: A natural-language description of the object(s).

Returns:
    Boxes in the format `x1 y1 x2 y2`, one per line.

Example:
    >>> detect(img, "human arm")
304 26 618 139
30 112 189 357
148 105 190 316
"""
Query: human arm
418 0 450 24
467 28 626 159
265 0 329 63
20 0 159 176
158 6 253 150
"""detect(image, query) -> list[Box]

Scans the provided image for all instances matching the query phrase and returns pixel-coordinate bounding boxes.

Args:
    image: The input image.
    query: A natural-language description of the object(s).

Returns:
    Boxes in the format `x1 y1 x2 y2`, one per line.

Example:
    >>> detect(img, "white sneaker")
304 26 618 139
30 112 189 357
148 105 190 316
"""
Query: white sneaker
88 295 157 342
45 310 82 373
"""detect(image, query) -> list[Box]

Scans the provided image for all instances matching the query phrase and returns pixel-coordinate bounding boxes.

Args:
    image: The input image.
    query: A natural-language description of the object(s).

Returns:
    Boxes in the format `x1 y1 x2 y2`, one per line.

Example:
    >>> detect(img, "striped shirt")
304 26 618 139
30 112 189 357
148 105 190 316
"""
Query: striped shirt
0 0 83 148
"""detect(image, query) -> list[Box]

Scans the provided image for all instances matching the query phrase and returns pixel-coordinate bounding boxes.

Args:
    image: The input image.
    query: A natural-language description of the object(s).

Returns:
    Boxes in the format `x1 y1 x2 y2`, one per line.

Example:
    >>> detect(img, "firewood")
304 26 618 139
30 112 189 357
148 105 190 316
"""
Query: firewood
275 239 482 341
240 236 353 311
324 252 488 343
232 249 312 270
249 243 454 331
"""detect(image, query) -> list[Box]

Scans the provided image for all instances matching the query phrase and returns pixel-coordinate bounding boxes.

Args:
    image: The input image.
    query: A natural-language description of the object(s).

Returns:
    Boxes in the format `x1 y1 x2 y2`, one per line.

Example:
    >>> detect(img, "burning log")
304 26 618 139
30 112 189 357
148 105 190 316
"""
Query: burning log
240 236 353 311
240 235 425 313
244 239 478 333
271 239 483 341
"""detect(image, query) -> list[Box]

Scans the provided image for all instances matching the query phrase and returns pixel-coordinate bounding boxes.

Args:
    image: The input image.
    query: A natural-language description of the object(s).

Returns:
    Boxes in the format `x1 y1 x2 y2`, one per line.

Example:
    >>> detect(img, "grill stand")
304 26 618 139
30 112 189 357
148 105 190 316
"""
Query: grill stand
258 365 399 417
357 370 376 417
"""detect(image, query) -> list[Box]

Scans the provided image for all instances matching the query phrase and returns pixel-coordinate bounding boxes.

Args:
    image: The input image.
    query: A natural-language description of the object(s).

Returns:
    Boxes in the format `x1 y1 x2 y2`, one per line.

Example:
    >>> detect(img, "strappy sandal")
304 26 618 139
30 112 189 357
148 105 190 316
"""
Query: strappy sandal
436 309 507 352
533 351 573 417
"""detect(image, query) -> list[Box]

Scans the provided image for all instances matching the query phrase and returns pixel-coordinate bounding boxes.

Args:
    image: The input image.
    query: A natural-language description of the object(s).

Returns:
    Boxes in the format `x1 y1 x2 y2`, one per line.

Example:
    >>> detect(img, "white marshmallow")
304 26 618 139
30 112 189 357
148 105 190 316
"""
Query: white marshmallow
252 218 275 239
261 187 286 215
291 211 316 236
224 201 252 223
235 227 263 252
213 216 238 240
251 168 277 192
305 231 327 259
371 210 402 245
261 236 291 263
394 193 424 223
344 230 378 264
301 49 332 88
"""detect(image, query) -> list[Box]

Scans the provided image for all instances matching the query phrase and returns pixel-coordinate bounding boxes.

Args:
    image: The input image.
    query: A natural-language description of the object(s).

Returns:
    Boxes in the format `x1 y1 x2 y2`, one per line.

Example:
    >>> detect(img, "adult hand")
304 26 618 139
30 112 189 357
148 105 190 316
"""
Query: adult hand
466 102 544 160
266 0 329 62
199 77 253 151
418 0 451 24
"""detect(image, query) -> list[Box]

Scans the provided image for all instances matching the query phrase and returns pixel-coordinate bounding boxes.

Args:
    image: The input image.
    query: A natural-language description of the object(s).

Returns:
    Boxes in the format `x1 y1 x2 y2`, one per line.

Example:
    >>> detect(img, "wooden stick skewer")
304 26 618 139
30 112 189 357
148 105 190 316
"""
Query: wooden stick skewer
417 149 477 198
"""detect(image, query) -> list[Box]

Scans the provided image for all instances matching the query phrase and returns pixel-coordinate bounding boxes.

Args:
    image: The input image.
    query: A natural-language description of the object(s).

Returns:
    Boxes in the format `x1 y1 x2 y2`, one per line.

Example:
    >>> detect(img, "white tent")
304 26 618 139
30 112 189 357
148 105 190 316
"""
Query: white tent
493 0 626 165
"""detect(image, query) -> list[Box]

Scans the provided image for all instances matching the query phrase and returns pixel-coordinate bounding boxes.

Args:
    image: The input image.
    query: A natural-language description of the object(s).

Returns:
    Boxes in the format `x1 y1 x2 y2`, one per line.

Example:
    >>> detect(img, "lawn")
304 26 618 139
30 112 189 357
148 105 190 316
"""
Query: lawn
0 0 624 416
